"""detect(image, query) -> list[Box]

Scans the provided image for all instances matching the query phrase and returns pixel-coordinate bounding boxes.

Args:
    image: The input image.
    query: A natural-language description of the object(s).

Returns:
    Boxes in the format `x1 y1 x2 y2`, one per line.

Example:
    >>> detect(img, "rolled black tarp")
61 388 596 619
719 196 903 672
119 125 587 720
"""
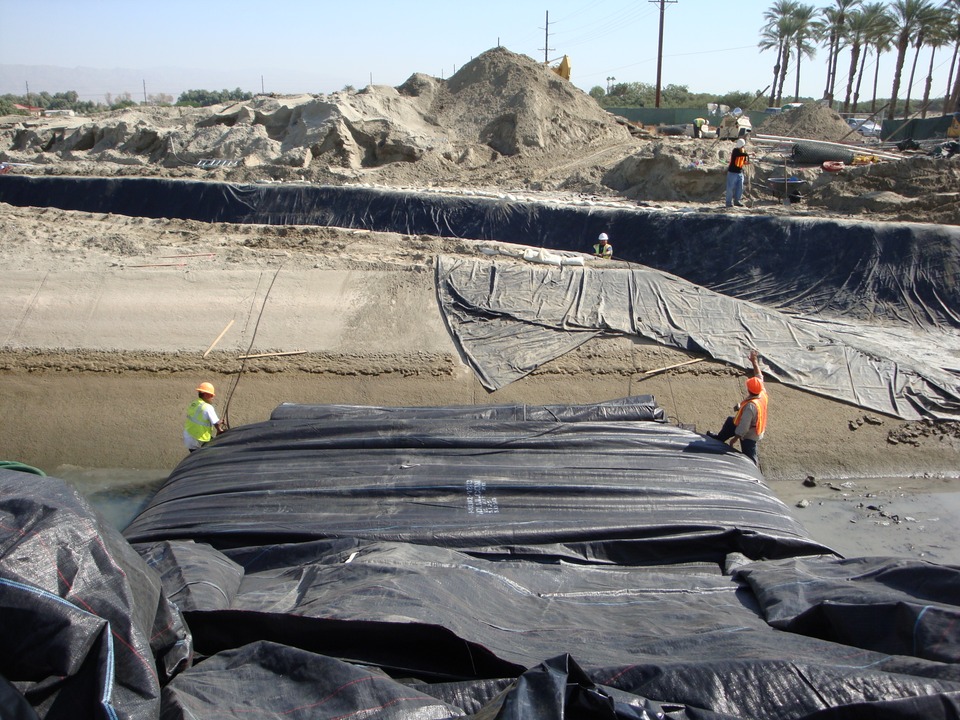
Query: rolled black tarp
122 398 824 562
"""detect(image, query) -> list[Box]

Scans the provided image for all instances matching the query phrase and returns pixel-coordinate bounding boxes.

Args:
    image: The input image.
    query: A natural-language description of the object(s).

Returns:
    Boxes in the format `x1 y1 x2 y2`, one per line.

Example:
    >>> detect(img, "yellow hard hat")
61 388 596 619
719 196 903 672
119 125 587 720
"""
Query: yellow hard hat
196 382 216 397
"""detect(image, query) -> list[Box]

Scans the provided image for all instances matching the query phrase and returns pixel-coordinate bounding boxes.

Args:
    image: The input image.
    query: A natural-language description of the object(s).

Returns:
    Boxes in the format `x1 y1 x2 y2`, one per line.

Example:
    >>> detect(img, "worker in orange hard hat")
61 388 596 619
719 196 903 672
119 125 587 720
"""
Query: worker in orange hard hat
706 350 768 465
183 381 227 452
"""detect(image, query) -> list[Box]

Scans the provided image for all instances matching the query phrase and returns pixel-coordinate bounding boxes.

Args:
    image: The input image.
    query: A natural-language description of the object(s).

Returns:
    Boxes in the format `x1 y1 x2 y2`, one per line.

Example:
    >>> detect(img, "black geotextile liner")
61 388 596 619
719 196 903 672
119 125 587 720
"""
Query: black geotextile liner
0 470 192 720
121 398 827 562
436 256 960 420
5 398 960 719
2 176 959 329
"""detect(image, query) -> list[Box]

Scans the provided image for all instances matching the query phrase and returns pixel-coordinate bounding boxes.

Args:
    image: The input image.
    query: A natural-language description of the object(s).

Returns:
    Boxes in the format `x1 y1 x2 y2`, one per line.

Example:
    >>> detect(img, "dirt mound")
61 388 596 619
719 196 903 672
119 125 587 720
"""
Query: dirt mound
809 154 960 223
757 103 859 143
0 48 633 189
3 48 959 224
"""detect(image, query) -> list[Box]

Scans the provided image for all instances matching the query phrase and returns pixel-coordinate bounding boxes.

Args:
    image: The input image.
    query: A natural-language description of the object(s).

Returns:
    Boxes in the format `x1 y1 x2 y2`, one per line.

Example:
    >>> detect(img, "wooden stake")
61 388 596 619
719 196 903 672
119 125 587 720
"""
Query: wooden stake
237 350 307 360
641 358 704 376
203 319 235 357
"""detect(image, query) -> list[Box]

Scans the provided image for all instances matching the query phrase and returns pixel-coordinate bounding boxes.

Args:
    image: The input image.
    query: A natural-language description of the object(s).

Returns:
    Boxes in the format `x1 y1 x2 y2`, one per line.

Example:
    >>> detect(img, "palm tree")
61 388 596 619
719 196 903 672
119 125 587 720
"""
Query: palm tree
943 0 960 110
887 0 936 120
821 0 862 107
778 14 805 103
790 4 822 102
918 6 953 117
761 1 801 106
863 3 896 112
904 2 945 117
842 10 871 112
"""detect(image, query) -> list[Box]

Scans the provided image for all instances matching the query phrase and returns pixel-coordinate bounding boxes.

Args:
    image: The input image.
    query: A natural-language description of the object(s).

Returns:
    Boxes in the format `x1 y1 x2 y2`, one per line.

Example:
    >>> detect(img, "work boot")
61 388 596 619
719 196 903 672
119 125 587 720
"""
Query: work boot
734 201 744 207
706 431 720 440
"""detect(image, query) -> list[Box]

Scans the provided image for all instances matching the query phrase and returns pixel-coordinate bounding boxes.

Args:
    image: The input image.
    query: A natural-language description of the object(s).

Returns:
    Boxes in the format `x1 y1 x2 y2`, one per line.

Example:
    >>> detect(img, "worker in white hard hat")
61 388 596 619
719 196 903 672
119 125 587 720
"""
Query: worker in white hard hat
183 381 227 452
593 233 613 259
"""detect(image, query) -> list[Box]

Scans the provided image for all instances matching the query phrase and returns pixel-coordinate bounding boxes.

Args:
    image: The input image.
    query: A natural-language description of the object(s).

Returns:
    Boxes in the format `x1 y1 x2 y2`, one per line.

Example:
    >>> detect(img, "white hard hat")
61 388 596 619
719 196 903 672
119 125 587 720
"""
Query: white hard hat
735 138 746 148
598 233 609 241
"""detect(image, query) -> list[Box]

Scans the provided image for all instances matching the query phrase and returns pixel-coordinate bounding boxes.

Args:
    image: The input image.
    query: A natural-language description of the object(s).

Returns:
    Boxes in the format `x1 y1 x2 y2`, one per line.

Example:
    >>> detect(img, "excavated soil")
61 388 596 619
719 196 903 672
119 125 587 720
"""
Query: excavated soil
2 47 959 561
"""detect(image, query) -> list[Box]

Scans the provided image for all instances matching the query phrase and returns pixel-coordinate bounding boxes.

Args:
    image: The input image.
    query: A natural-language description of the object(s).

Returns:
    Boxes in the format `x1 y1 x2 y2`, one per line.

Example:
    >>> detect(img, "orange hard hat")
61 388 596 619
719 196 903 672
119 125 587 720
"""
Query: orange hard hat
746 377 763 395
196 382 216 397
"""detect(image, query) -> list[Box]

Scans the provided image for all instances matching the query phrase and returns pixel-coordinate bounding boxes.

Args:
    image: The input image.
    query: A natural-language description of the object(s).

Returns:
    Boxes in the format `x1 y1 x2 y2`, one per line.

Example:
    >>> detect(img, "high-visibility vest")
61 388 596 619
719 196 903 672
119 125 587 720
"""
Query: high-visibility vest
594 243 612 258
734 390 768 435
184 398 214 443
729 149 748 171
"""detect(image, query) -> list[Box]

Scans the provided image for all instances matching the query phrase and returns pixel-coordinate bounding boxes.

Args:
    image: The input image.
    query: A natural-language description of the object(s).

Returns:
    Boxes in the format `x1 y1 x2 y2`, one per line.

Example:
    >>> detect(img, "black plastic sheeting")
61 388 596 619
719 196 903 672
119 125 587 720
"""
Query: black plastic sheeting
437 256 960 420
123 398 823 561
3 399 960 719
2 176 959 330
0 470 192 720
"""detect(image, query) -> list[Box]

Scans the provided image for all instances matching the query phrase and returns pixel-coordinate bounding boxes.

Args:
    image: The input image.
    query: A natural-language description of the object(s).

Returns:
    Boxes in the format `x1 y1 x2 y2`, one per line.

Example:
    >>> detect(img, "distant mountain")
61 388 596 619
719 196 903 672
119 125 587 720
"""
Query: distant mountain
0 64 351 102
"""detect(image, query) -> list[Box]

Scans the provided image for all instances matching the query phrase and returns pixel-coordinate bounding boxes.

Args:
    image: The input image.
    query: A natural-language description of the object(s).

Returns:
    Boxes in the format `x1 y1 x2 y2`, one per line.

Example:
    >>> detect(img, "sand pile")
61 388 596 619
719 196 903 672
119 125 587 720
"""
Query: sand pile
2 47 960 223
757 102 861 143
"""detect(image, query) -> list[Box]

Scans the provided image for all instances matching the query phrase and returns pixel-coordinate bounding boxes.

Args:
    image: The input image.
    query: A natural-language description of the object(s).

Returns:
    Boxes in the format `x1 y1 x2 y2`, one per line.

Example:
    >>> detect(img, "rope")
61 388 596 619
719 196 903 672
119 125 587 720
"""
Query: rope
222 259 286 428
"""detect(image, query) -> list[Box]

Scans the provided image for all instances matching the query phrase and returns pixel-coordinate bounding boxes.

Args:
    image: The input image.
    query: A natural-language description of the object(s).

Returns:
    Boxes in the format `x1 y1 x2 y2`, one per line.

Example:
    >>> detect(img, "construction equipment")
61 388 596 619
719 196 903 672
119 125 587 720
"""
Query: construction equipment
717 108 752 140
948 114 960 138
550 55 571 80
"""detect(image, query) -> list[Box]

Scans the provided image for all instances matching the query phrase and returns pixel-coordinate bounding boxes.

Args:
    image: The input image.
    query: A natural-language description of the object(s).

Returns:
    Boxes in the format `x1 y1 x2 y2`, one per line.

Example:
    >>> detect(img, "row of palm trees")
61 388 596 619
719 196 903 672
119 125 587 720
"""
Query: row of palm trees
760 0 960 119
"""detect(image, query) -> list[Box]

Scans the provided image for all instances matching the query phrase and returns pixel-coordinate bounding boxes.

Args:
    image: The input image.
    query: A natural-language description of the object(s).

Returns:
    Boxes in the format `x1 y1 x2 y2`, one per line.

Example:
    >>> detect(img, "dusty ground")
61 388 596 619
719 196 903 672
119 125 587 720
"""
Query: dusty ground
1 47 958 564
1 204 958 563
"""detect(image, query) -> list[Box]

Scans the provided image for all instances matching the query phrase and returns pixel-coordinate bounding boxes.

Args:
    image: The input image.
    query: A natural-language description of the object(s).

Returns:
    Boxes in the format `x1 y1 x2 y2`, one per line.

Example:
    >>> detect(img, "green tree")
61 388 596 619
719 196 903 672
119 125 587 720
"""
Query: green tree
887 0 936 119
945 0 960 110
589 86 606 101
918 5 954 116
790 4 822 103
0 96 21 115
862 2 896 112
111 92 137 110
761 1 801 106
903 1 943 116
820 0 861 107
176 87 253 107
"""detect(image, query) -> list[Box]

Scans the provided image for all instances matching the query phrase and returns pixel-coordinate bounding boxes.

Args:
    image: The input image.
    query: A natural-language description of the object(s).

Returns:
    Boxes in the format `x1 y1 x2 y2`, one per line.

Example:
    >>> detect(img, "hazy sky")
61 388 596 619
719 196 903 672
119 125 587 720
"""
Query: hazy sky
0 0 954 106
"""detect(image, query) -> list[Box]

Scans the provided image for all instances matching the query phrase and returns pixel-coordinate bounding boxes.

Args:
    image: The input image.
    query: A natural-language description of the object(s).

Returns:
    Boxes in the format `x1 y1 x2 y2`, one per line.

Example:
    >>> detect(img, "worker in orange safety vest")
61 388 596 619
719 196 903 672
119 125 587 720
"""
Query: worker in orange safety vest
706 350 768 465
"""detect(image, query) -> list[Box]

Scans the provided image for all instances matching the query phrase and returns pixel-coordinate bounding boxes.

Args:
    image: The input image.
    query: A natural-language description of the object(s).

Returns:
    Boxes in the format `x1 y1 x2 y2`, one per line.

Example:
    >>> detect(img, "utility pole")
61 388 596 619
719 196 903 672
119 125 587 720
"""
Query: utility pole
142 79 147 105
540 10 554 64
650 0 676 108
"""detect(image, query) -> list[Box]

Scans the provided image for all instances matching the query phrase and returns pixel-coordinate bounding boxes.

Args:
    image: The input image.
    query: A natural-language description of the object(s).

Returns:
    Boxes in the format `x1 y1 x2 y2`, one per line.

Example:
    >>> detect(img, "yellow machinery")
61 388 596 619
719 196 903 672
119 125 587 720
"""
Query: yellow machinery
948 114 960 138
551 55 571 81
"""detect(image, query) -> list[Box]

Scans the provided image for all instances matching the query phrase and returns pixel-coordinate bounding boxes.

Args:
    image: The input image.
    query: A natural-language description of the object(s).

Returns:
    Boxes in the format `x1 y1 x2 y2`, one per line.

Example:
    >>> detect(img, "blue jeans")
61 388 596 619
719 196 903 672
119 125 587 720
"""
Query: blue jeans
726 172 744 206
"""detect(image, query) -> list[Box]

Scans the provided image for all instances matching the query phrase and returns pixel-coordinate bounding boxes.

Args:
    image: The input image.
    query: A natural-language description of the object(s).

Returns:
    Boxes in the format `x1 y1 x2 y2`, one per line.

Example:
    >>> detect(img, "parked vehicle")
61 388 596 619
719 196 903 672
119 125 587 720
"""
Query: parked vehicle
847 118 881 137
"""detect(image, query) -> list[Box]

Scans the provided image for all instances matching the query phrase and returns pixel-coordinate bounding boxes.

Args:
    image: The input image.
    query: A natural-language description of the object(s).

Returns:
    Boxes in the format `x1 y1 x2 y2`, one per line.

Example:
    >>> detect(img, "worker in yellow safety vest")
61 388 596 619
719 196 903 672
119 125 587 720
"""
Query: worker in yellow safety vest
706 350 768 465
183 381 227 452
593 233 613 259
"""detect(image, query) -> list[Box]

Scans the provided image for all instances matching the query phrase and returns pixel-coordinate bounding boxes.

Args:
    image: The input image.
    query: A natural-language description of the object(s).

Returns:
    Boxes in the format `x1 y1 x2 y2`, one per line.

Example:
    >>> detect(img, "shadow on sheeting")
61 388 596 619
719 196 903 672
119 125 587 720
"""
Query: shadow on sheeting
3 398 960 719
